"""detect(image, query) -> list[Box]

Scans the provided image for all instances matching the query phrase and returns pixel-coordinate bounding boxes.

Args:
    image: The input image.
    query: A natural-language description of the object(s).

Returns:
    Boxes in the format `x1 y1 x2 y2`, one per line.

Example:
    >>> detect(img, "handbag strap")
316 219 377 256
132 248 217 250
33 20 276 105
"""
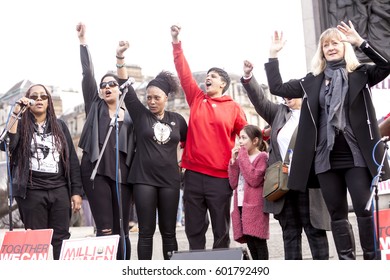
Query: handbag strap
283 126 298 165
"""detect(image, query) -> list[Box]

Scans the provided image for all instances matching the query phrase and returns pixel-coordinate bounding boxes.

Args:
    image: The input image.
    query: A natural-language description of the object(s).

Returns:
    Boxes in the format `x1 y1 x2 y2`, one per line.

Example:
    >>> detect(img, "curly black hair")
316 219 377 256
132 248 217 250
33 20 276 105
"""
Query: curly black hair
147 71 180 96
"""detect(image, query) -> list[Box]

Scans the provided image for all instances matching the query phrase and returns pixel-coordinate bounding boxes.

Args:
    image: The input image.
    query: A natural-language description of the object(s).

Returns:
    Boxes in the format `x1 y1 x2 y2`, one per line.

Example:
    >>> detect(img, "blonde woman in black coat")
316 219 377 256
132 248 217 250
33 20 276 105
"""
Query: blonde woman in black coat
264 20 390 260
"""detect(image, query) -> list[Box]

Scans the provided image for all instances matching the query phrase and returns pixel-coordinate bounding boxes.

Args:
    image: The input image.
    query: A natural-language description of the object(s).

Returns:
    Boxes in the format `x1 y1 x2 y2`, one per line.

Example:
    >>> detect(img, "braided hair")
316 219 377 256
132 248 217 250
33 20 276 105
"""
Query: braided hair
15 84 70 182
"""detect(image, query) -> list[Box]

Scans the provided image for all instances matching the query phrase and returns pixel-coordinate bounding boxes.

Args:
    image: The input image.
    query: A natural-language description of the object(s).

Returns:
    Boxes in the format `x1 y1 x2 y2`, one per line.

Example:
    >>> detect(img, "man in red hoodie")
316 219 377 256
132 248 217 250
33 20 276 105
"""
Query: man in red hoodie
171 25 247 250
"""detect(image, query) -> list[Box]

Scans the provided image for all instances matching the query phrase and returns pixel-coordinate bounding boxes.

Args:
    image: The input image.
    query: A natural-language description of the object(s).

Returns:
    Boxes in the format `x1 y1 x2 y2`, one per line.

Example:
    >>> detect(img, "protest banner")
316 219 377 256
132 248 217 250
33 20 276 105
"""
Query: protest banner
60 235 119 260
0 229 53 260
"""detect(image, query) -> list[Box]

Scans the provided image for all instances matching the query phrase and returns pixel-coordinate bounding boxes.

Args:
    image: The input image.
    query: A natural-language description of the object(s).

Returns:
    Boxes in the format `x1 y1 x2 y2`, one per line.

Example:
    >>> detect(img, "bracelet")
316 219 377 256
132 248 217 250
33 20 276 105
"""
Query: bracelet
116 55 125 60
116 63 126 68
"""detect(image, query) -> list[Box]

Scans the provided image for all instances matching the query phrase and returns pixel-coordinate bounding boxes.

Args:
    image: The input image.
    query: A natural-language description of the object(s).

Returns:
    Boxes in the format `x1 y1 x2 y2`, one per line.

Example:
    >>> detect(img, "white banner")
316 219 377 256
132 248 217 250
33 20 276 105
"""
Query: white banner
59 235 119 260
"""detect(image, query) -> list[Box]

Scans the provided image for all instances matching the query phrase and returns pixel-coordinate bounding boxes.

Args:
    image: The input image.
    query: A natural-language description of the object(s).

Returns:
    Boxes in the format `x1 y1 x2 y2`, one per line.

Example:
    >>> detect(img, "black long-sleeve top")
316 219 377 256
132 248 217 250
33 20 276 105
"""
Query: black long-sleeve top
77 45 136 182
3 119 83 199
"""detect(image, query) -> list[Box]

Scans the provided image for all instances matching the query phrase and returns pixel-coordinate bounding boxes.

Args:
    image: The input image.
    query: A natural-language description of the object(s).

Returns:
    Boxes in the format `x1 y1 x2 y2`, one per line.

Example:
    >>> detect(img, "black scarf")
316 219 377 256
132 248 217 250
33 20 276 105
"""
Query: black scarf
324 59 348 150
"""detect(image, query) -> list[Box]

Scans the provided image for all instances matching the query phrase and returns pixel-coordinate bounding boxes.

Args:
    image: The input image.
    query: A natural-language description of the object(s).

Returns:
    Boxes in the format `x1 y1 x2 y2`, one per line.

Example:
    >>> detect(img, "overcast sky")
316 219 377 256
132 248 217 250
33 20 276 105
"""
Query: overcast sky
0 0 306 95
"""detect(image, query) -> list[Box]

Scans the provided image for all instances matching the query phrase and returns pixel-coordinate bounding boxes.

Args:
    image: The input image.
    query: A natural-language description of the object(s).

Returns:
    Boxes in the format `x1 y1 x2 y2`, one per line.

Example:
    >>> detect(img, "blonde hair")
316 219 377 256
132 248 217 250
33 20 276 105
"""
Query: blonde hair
311 28 361 76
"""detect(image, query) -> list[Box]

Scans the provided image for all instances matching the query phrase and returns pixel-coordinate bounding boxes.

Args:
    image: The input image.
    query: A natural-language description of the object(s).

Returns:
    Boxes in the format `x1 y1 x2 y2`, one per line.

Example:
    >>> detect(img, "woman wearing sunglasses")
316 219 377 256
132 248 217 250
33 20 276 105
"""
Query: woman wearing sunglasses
3 84 83 260
76 22 136 260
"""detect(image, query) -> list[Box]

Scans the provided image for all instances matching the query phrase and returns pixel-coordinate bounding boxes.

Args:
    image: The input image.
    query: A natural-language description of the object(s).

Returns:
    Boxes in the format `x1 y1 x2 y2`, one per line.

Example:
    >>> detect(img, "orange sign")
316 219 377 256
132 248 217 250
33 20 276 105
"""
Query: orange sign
0 229 53 260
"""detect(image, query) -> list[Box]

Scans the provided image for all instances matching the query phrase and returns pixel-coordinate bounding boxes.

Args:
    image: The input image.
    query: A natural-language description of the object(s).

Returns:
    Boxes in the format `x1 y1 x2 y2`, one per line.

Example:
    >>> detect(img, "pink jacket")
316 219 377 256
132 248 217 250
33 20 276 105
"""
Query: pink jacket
228 147 269 243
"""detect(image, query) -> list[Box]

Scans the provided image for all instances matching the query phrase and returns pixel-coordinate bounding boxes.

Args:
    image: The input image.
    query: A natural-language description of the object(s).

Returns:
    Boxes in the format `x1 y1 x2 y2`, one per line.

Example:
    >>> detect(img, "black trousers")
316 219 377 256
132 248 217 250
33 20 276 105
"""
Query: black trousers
183 170 232 250
317 167 372 220
133 184 179 260
275 190 329 260
82 174 132 260
318 167 375 259
16 187 71 260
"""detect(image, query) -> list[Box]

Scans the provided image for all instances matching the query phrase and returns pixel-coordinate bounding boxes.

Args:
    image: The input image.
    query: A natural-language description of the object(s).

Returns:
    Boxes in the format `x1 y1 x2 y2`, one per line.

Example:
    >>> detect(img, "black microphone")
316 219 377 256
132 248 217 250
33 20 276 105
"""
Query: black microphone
381 136 390 143
119 77 135 90
15 99 36 107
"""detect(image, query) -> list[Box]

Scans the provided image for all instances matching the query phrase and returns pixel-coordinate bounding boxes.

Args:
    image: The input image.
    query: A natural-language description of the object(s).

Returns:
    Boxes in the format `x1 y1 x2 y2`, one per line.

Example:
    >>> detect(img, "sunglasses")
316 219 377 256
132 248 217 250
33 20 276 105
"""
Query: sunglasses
29 94 49 101
99 80 119 89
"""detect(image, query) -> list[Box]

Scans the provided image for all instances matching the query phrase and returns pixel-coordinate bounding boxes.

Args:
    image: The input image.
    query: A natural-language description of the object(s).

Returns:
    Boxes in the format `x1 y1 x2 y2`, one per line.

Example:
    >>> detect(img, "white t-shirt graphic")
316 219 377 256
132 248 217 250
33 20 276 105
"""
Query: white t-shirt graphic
30 132 60 173
153 122 172 144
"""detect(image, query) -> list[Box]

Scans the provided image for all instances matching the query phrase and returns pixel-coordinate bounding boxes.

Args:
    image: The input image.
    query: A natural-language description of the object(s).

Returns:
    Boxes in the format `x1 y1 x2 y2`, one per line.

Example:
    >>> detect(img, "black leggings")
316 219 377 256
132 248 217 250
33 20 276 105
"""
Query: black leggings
133 184 179 260
246 236 269 260
317 167 372 220
82 174 132 260
238 207 269 260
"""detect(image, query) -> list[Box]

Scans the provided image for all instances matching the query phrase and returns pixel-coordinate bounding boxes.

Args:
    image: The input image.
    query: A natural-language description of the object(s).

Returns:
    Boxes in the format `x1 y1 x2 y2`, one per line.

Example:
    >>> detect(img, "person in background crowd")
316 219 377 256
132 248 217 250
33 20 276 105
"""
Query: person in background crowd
120 41 187 259
241 60 330 260
0 84 83 260
263 20 390 259
170 24 247 250
228 124 269 260
76 22 136 260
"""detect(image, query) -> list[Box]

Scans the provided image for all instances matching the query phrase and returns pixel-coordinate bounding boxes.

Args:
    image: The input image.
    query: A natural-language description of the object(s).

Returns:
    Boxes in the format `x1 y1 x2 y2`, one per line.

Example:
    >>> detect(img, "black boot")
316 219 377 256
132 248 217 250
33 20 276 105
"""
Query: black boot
357 216 377 260
162 237 178 260
331 219 356 260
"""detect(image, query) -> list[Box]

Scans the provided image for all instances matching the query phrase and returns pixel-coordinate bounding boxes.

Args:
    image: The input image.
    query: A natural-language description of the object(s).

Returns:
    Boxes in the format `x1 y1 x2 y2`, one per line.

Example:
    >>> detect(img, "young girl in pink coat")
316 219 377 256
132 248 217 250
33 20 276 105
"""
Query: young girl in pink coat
228 124 269 259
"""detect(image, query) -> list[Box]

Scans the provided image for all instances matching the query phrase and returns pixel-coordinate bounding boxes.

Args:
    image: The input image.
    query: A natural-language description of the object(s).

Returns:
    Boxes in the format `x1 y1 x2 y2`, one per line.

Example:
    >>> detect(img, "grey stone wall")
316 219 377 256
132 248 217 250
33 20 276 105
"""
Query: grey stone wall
320 0 390 62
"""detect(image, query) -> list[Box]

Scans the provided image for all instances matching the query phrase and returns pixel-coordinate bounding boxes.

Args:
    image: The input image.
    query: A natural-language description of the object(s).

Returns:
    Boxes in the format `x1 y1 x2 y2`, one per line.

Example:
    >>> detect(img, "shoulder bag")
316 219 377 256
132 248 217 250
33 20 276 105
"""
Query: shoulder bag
263 127 297 202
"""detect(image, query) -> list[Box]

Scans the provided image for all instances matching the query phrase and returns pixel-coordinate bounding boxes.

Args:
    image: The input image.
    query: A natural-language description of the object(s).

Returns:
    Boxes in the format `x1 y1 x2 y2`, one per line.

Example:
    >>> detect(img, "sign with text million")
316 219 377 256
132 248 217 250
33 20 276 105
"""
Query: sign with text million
59 235 119 260
0 229 53 260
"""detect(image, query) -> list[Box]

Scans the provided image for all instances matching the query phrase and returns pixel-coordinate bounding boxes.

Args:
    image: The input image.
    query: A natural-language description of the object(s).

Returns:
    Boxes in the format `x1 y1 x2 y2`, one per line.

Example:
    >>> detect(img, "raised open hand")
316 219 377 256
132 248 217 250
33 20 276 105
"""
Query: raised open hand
270 31 286 58
337 20 364 47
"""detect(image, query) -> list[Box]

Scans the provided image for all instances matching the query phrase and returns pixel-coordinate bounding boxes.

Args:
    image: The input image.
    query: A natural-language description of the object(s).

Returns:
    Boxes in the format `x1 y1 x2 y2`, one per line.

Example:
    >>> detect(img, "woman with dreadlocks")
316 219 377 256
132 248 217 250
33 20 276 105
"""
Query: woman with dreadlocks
5 84 83 260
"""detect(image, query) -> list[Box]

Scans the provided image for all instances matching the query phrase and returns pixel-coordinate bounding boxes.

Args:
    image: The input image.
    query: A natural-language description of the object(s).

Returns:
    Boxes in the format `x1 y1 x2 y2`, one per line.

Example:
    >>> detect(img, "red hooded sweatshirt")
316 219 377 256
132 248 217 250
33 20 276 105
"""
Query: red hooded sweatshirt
173 42 247 178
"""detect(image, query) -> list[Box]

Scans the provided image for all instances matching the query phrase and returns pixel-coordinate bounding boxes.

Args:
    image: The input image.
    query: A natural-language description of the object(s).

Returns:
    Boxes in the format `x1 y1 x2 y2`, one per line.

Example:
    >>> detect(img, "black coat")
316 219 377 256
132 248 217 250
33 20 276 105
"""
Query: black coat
241 76 331 231
4 119 83 199
264 41 390 192
78 45 136 169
